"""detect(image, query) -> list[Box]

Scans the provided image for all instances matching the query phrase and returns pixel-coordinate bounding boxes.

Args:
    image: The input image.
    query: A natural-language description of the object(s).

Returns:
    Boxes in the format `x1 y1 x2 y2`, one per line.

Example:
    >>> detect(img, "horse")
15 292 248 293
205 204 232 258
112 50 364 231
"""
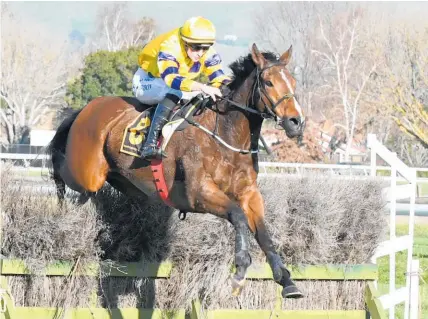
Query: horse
47 43 306 299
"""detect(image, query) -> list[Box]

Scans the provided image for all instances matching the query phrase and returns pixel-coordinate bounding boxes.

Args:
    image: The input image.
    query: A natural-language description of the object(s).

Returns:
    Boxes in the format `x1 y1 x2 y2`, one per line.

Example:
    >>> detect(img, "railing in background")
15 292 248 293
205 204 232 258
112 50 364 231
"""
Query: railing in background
0 144 45 155
1 153 427 198
258 162 428 177
2 150 427 176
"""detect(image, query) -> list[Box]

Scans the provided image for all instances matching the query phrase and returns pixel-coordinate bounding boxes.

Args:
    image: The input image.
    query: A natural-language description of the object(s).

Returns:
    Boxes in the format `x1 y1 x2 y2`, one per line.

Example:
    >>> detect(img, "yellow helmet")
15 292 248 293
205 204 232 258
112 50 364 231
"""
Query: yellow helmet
180 16 216 44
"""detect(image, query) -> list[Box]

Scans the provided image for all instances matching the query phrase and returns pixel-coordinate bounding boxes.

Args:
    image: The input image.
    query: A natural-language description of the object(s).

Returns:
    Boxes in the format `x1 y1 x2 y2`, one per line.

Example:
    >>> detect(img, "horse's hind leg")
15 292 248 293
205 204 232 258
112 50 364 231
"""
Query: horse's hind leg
77 191 95 205
197 180 252 296
51 152 66 206
53 174 66 206
239 186 303 299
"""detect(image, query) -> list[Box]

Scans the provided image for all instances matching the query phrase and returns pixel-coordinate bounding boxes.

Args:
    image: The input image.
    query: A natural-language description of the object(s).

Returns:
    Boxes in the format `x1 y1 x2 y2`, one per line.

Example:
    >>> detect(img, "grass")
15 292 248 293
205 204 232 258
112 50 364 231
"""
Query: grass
8 168 49 177
395 180 428 197
377 223 428 319
420 183 428 197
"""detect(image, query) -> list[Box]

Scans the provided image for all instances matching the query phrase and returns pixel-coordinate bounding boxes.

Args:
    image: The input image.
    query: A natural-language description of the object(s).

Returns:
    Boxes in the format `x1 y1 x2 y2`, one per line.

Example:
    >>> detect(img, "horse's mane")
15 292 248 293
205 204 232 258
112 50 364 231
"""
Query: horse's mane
227 52 279 90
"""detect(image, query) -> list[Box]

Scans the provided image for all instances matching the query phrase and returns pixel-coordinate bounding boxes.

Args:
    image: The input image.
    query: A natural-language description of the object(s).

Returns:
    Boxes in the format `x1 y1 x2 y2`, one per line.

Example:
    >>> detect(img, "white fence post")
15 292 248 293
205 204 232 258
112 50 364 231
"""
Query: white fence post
368 134 377 177
389 154 397 319
404 168 417 319
367 134 419 319
409 259 420 319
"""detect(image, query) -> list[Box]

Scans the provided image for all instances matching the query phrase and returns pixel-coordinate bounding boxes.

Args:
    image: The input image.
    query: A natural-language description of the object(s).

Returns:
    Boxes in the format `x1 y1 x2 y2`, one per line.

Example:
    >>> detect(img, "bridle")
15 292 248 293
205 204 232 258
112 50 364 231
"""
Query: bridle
217 62 295 119
183 61 303 154
254 63 296 118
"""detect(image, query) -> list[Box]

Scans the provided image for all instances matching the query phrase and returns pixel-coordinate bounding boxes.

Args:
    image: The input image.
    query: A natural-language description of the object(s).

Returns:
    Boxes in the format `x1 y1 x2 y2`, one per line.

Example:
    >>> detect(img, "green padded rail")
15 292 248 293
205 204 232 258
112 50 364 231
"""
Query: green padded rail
2 260 377 280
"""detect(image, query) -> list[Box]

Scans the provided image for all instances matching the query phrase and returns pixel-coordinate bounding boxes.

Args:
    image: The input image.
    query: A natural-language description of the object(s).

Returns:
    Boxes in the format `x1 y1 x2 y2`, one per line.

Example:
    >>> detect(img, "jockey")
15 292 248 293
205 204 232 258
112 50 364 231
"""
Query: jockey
133 16 232 160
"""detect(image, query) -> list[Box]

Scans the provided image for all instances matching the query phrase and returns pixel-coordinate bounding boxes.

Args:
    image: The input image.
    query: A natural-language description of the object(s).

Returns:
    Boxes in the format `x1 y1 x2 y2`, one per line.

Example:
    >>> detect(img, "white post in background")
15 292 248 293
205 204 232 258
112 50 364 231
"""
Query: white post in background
368 134 377 177
389 153 397 319
405 169 417 319
409 259 420 319
368 133 378 291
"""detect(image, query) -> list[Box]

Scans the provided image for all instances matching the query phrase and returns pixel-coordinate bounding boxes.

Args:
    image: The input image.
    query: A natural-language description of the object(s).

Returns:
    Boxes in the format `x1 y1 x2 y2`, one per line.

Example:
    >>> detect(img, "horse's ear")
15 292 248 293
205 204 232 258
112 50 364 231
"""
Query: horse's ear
280 45 293 65
251 43 266 68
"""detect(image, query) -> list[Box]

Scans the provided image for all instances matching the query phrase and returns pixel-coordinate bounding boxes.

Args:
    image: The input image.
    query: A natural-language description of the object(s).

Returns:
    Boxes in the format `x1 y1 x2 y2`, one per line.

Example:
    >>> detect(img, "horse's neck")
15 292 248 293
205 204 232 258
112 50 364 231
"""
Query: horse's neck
216 78 263 152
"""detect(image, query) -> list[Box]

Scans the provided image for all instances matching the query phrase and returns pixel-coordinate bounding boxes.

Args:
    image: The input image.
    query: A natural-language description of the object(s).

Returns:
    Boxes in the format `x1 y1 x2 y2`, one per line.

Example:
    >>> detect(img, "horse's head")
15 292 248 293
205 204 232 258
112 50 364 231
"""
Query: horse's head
251 43 305 138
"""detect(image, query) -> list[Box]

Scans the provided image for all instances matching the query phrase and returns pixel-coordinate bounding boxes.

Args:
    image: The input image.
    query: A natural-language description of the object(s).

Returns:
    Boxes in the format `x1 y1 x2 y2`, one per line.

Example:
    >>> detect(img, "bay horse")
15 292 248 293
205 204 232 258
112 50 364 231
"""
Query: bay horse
47 43 305 298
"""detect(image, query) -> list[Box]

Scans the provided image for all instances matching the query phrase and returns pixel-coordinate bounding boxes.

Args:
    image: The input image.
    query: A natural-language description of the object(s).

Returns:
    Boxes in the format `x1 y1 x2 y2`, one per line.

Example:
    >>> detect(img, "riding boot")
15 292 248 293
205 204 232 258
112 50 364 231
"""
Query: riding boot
140 95 177 160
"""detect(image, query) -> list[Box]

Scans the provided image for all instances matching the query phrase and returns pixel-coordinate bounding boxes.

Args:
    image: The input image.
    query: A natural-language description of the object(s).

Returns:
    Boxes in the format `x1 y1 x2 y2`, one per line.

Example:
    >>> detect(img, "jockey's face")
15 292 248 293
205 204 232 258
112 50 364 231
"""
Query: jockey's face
185 43 211 62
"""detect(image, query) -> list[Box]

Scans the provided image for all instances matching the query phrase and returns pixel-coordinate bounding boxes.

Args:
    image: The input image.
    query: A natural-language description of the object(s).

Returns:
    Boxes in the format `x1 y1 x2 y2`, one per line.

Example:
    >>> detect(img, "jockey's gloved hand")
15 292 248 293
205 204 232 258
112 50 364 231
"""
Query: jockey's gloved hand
220 84 232 97
201 85 222 102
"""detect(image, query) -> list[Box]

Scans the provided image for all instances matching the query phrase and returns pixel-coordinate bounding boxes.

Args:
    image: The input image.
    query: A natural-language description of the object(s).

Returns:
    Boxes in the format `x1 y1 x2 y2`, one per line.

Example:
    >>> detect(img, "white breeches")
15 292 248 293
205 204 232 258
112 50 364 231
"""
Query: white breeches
132 68 200 104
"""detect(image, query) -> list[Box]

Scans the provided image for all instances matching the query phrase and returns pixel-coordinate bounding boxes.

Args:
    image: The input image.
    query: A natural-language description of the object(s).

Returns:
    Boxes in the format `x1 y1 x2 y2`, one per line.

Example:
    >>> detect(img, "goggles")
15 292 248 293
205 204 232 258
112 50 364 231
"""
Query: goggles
186 43 212 52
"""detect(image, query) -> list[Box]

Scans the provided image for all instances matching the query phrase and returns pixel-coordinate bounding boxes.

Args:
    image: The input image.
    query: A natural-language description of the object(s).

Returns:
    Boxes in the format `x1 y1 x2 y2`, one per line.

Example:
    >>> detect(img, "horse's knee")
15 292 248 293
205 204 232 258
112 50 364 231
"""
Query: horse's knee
227 206 248 228
228 206 250 251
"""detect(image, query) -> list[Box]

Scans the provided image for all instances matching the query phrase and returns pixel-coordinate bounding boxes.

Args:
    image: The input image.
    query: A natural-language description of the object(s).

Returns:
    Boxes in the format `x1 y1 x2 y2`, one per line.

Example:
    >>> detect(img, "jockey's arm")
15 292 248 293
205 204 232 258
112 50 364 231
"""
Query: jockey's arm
157 51 196 92
157 48 224 101
202 51 232 88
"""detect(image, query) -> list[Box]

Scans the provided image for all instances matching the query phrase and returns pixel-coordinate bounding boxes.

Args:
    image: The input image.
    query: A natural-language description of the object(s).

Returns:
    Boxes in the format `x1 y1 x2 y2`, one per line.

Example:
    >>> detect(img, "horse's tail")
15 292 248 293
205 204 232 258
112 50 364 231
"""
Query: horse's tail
46 109 83 202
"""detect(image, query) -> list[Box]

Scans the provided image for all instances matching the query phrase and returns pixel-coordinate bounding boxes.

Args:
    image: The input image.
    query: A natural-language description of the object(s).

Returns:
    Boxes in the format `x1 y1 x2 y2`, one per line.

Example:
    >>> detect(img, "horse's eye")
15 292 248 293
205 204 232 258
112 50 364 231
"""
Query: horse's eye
264 80 273 87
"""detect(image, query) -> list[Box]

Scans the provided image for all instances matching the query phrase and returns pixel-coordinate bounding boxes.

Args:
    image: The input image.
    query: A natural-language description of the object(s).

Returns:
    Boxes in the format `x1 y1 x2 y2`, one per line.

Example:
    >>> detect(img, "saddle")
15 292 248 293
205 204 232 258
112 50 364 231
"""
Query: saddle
119 95 206 157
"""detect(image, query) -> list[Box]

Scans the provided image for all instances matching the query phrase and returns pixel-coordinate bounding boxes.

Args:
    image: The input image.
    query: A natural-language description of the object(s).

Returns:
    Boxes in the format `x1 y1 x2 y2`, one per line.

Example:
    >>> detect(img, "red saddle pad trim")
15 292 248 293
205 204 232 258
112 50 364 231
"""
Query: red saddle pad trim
150 137 173 207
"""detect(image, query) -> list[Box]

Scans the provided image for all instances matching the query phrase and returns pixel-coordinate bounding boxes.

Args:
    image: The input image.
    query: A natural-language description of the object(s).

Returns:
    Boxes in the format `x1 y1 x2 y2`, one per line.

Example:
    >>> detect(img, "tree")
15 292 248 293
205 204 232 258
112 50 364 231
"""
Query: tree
382 27 428 149
391 87 428 148
91 2 156 52
0 4 79 144
312 8 380 162
65 47 142 109
254 2 336 117
253 2 427 165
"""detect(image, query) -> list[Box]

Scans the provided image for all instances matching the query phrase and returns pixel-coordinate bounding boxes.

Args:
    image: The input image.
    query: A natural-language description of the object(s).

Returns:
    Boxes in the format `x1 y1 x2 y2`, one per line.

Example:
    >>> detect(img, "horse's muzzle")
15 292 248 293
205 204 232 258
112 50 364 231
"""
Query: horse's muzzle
280 116 305 138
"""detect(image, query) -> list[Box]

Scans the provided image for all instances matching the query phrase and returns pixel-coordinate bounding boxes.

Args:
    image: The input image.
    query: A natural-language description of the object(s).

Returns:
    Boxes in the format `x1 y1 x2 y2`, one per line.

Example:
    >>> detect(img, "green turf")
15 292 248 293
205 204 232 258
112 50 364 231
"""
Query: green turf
420 183 428 197
10 169 49 178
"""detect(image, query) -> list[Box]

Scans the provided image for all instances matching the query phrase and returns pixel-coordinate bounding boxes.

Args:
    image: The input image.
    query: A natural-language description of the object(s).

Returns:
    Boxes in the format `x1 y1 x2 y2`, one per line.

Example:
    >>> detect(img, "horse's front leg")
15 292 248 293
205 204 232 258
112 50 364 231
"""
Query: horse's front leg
239 186 304 299
197 180 252 296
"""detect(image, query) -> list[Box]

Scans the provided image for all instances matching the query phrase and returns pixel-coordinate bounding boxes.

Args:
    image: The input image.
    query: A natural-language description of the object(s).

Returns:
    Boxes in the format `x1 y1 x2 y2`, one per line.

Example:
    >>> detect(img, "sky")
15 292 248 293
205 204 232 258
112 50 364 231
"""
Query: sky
5 1 265 67
5 1 428 68
7 1 428 37
6 1 262 41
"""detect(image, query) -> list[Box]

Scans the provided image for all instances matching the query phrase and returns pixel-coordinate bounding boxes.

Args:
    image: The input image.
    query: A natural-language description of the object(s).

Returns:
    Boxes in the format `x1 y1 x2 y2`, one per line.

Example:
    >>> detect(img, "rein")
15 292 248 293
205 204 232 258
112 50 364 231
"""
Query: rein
178 97 258 154
183 61 295 154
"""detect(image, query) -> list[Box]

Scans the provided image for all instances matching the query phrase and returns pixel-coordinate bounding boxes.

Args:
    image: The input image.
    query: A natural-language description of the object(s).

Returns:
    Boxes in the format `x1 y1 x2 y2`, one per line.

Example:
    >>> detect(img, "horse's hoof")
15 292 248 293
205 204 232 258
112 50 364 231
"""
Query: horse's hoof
282 285 304 299
231 276 246 296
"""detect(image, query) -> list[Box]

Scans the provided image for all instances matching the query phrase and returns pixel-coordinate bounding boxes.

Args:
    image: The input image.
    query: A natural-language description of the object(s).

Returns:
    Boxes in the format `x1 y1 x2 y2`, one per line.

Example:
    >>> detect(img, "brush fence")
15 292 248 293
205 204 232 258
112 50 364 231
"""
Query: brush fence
0 259 386 319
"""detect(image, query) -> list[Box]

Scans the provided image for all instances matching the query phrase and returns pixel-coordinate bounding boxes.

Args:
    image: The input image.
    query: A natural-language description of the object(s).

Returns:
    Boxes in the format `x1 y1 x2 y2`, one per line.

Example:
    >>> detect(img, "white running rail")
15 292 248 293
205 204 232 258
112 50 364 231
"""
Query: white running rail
367 134 419 319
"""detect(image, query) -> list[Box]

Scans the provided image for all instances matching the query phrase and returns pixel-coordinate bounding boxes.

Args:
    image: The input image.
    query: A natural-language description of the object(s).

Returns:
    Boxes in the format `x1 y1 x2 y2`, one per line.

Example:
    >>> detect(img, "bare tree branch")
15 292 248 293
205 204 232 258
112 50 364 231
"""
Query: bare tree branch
315 8 380 161
0 5 78 144
93 2 156 52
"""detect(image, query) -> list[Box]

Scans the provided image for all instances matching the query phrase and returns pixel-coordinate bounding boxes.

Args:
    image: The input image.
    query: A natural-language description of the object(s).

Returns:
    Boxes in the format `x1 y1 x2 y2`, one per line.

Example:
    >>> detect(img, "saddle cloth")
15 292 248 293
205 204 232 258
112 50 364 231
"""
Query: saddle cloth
120 99 201 157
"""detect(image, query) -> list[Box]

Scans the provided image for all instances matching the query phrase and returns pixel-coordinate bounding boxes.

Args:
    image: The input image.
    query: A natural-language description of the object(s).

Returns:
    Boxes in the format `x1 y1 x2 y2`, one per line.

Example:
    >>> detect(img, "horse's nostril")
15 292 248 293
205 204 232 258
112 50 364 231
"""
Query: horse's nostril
289 117 300 128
